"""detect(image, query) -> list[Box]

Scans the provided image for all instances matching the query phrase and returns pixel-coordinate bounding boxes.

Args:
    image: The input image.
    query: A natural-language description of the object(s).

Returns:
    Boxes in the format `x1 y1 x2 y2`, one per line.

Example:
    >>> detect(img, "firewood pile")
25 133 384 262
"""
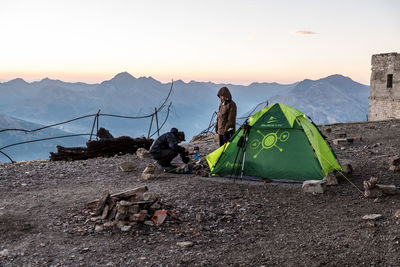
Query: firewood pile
50 128 154 161
85 186 182 230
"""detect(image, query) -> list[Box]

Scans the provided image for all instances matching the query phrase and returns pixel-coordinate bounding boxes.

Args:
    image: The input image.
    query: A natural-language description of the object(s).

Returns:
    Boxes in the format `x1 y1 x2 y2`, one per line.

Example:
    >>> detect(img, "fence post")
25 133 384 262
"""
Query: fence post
147 114 154 139
89 109 101 141
155 108 160 137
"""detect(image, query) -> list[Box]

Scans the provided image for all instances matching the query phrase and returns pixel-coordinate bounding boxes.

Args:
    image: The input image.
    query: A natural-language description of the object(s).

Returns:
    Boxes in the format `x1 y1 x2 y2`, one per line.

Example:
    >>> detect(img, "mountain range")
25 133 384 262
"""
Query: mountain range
0 72 370 162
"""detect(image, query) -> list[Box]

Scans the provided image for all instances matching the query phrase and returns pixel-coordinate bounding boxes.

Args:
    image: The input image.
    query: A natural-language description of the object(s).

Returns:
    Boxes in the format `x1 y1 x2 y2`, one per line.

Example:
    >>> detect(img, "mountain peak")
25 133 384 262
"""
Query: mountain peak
112 72 136 81
6 78 28 85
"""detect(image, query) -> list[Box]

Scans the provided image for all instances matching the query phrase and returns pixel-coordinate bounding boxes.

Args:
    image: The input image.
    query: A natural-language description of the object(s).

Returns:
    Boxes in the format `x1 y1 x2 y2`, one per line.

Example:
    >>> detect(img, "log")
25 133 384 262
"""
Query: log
86 186 148 208
50 131 153 161
110 186 148 199
94 190 110 216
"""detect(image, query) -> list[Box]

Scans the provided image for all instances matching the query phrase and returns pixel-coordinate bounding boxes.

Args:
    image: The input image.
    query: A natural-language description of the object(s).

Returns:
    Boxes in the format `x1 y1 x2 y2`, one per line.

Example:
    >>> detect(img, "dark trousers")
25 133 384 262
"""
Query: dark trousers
151 149 178 167
219 133 232 146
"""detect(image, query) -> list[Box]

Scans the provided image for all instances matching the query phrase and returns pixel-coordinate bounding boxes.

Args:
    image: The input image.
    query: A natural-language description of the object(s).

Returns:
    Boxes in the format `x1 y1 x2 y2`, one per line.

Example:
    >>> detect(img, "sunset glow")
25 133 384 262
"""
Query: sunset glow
1 0 399 85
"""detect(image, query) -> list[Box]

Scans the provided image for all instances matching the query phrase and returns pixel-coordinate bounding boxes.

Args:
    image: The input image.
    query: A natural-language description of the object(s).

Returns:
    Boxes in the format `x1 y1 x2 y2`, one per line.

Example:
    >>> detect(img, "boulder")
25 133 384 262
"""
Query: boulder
376 184 399 195
323 173 338 185
302 180 326 194
341 163 353 174
119 161 137 172
136 148 151 159
362 214 383 220
364 188 383 198
333 138 348 146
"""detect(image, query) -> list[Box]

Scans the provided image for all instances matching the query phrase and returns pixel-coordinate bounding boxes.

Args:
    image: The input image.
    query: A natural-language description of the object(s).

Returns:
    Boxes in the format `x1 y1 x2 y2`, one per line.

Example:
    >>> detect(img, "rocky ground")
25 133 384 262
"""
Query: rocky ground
1 119 400 266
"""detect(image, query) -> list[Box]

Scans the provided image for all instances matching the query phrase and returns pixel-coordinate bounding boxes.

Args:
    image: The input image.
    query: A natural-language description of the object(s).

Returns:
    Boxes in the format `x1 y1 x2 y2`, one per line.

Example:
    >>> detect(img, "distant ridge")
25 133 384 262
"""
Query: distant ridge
0 72 370 161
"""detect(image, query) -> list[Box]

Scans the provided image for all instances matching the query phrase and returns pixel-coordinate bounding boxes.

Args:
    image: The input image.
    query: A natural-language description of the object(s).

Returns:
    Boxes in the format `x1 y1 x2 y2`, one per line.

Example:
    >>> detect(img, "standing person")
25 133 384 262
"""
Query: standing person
215 86 237 146
149 128 190 171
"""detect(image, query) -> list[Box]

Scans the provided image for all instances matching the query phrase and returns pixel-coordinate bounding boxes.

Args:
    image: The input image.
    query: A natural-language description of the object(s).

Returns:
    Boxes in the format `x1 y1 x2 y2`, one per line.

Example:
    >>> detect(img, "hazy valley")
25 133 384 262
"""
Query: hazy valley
0 72 369 161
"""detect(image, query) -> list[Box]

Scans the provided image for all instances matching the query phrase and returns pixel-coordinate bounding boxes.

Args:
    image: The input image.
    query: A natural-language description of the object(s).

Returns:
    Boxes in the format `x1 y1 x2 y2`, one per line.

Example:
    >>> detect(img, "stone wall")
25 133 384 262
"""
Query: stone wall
368 52 400 121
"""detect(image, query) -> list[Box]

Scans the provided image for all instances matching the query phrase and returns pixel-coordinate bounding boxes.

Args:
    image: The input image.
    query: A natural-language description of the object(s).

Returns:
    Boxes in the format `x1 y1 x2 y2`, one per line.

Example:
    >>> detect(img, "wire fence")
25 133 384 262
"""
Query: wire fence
0 82 174 163
1 84 272 164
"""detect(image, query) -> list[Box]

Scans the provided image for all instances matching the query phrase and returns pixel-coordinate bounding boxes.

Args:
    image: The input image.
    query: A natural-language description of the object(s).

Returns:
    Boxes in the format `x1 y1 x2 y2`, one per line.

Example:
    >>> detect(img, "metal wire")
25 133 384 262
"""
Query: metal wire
0 81 175 162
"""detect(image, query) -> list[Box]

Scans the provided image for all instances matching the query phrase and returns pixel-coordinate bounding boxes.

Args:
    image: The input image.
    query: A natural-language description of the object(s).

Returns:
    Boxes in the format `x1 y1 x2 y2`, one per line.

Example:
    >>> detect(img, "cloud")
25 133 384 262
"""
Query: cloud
292 30 317 35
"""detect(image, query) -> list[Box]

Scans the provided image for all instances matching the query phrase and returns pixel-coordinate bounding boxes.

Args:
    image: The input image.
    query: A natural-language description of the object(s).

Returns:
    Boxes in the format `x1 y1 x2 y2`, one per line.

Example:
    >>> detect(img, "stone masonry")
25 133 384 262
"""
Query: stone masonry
369 52 400 121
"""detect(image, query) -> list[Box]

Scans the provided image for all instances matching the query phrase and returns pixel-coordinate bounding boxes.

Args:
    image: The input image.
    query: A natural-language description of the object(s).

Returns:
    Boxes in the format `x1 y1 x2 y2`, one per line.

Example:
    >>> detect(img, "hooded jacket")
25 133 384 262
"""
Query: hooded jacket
149 128 186 154
216 87 237 135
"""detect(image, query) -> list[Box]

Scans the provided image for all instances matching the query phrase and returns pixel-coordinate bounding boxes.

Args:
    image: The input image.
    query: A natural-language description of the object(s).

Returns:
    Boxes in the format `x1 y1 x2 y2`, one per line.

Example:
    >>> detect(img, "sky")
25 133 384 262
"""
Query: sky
1 0 399 85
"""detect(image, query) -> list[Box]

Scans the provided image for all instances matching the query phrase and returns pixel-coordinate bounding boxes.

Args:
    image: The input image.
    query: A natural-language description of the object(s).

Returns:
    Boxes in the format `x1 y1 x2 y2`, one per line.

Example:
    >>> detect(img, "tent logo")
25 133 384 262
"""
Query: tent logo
266 116 278 124
249 129 290 158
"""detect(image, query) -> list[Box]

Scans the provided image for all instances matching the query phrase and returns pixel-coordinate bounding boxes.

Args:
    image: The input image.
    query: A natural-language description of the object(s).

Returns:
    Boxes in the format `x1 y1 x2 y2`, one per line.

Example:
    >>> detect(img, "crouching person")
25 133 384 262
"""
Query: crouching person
149 128 190 172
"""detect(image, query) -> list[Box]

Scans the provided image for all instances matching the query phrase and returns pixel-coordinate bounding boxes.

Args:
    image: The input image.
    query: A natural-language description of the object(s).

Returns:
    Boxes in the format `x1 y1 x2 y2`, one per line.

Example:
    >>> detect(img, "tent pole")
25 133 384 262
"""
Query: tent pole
240 122 251 178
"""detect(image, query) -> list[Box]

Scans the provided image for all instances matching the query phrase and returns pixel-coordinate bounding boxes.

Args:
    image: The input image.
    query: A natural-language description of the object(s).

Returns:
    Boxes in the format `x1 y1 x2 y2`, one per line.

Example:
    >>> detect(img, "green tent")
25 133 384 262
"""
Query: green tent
206 103 342 181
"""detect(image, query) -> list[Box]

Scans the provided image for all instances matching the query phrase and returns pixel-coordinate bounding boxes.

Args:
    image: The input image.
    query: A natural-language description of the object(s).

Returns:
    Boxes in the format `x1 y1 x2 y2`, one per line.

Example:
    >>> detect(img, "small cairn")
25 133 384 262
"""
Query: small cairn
85 186 181 231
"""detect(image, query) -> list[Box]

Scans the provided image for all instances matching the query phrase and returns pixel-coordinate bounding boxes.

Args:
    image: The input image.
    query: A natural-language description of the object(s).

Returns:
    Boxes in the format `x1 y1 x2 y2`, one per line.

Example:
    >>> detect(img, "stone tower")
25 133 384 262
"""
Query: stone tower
369 52 400 121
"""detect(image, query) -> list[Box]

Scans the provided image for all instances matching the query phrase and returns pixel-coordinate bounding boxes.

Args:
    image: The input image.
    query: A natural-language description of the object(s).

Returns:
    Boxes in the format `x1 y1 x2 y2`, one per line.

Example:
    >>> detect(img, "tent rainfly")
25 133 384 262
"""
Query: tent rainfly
206 103 342 181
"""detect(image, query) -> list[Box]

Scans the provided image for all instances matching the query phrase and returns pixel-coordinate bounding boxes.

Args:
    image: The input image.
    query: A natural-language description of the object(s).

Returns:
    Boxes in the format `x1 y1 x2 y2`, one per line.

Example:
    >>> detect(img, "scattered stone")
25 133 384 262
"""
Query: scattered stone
389 165 400 172
333 138 348 146
142 164 155 174
195 213 205 222
388 155 400 166
302 180 326 194
94 225 104 232
119 161 137 172
376 184 399 195
323 173 338 185
335 133 347 138
144 220 154 226
90 216 102 222
141 173 159 180
364 188 383 198
136 148 151 159
395 210 400 218
152 209 168 226
103 221 115 228
362 214 383 220
0 249 9 257
120 225 132 232
141 164 158 180
341 163 353 174
176 241 194 248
